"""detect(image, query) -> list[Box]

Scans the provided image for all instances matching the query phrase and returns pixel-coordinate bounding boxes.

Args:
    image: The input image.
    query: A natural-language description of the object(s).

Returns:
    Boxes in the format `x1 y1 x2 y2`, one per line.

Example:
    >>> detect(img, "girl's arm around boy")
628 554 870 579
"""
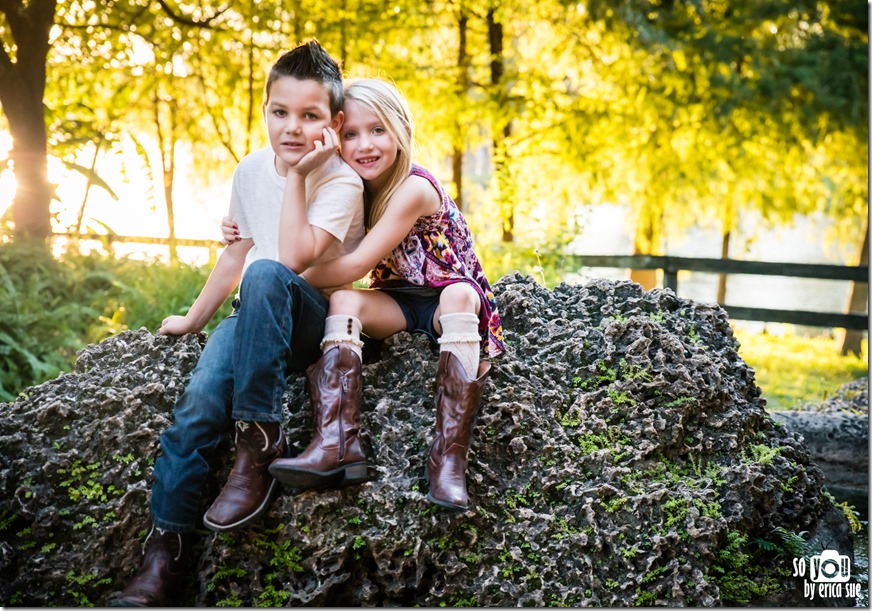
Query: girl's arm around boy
302 174 439 288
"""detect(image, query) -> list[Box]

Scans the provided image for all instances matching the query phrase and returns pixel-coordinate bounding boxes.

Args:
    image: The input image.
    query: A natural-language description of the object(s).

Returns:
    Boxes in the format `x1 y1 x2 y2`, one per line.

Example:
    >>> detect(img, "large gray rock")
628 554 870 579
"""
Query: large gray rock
0 275 856 606
770 378 868 504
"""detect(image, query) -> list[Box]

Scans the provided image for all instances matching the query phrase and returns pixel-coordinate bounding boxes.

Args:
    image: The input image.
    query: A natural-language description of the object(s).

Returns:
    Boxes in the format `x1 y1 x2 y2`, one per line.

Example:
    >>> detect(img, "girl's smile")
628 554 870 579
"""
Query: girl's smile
339 99 398 191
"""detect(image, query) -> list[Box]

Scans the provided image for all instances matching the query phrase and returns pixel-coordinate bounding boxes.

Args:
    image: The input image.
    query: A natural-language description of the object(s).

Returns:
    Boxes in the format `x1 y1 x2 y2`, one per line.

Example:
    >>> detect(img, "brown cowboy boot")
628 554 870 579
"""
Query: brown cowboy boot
110 526 191 607
203 420 286 531
426 351 491 511
269 345 369 489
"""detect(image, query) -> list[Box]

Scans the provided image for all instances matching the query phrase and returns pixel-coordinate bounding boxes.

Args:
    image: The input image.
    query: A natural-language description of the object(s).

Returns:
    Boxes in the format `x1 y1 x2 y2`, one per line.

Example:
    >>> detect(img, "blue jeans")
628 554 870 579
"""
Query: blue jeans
150 260 327 533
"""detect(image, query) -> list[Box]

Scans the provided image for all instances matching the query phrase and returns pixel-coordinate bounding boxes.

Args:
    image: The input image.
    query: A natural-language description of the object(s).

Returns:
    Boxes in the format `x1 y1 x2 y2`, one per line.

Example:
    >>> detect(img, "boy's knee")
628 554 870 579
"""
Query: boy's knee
241 259 304 296
242 259 284 288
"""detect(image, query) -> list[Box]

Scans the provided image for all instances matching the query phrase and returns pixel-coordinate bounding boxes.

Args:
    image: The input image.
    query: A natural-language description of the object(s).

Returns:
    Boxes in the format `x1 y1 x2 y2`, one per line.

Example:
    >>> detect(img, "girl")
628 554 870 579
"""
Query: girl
225 78 504 511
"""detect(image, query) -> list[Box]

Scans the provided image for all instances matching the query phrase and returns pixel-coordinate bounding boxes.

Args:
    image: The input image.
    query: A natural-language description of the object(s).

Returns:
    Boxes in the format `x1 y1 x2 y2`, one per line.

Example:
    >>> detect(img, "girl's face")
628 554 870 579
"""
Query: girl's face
339 99 399 191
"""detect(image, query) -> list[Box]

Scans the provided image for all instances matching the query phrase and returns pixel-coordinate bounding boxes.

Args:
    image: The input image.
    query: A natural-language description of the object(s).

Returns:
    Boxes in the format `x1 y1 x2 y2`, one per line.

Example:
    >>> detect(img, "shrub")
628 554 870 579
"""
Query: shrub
0 242 230 401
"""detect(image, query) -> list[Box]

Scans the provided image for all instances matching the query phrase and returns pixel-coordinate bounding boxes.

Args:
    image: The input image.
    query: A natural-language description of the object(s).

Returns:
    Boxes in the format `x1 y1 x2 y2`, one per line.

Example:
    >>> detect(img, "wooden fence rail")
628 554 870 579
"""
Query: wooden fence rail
54 232 221 265
571 254 869 331
52 236 868 331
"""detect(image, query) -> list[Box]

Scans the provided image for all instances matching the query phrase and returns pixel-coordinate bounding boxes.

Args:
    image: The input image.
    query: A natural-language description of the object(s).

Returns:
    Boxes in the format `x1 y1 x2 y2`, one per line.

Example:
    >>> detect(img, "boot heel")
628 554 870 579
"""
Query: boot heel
342 463 369 484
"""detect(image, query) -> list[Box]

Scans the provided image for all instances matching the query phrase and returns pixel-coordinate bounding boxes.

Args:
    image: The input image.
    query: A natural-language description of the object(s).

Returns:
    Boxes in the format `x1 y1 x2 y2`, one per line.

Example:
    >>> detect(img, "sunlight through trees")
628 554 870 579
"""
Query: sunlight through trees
0 0 867 267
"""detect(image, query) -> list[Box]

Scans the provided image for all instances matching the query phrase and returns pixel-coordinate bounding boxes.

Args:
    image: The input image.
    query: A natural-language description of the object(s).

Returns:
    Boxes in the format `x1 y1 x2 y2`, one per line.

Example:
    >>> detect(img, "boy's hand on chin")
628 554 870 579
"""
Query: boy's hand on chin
288 127 339 177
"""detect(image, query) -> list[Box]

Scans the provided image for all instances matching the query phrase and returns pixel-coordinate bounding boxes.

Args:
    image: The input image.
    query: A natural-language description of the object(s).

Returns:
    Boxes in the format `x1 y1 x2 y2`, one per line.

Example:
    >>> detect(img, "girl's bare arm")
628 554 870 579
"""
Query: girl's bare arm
303 175 440 288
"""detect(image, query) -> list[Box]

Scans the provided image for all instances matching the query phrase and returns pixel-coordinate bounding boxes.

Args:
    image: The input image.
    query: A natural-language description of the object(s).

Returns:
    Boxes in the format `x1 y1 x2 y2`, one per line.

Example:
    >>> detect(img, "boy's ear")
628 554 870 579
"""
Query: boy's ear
331 110 344 131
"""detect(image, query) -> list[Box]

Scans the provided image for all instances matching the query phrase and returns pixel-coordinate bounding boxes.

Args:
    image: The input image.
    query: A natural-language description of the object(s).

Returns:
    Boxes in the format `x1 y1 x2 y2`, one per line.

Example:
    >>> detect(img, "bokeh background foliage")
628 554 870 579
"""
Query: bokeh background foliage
0 1 867 402
2 1 866 250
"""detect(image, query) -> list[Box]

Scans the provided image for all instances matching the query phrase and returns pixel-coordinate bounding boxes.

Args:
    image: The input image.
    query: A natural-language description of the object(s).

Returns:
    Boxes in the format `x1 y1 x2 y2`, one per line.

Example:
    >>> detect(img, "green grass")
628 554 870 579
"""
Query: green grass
733 327 868 411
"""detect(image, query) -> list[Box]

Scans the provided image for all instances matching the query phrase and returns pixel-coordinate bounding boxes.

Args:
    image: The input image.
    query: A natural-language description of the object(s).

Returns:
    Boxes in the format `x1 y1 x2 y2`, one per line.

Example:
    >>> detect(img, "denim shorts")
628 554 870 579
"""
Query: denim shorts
376 285 443 343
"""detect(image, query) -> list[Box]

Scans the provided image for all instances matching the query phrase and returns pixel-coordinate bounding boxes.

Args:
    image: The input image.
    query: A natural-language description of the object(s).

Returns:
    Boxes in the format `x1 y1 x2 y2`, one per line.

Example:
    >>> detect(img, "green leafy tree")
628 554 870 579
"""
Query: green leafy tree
3 0 865 288
560 0 868 290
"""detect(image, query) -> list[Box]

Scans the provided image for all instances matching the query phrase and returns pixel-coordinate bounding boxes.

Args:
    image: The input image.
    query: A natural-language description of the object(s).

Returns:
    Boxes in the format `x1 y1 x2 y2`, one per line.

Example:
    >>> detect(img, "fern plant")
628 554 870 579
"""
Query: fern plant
0 242 228 402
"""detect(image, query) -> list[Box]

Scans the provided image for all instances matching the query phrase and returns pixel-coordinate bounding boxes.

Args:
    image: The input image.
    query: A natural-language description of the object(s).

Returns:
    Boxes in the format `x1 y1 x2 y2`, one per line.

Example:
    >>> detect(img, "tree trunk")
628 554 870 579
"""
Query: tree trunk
451 6 468 212
487 6 514 243
839 223 868 357
245 5 255 158
339 0 348 68
629 123 671 290
289 0 304 42
451 146 464 212
0 0 58 240
717 229 730 304
629 242 657 290
9 123 52 239
495 125 514 243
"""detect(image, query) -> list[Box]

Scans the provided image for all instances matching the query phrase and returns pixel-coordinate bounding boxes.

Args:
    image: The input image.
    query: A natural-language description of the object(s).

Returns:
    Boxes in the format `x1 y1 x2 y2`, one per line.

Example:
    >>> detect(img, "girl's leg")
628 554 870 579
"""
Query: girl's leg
432 282 482 379
427 282 490 511
320 289 408 360
329 288 408 338
268 289 405 490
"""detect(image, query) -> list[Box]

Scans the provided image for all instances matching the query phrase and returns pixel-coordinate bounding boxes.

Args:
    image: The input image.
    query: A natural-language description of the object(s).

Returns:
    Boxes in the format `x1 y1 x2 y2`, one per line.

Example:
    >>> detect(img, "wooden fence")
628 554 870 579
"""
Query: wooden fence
54 232 221 265
53 236 868 331
570 254 869 331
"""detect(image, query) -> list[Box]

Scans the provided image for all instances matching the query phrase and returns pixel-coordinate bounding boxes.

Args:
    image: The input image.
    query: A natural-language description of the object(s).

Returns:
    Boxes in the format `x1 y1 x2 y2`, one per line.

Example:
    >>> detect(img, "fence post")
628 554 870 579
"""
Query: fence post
663 258 678 293
839 225 869 357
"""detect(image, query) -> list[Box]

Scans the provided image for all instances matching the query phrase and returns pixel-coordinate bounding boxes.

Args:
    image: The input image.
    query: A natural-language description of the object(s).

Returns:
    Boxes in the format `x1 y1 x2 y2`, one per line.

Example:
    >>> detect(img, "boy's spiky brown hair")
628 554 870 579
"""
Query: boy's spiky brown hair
265 40 344 116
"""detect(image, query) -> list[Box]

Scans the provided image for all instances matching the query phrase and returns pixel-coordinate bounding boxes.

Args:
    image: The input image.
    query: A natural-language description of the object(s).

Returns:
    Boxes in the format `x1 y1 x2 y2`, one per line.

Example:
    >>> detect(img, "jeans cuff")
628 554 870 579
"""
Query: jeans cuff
231 410 282 423
151 514 197 534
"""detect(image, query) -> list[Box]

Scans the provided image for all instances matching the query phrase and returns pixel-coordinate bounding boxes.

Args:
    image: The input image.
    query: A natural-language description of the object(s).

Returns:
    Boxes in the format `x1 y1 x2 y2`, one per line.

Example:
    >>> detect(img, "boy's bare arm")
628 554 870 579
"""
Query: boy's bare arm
159 239 253 336
277 172 338 273
277 128 341 273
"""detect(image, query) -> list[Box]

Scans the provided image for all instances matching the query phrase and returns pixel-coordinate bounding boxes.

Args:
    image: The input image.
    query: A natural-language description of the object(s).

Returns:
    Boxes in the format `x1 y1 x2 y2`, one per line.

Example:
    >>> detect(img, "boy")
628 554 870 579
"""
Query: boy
110 40 365 607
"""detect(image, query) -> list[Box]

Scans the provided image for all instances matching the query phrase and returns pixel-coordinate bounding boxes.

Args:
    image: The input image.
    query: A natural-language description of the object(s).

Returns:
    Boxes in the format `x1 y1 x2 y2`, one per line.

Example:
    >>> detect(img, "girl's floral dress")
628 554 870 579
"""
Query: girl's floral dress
370 165 505 357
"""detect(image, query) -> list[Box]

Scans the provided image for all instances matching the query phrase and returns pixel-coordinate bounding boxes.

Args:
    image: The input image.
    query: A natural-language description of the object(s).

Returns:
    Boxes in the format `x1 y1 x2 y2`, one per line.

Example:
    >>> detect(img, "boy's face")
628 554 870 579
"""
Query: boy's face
263 77 343 175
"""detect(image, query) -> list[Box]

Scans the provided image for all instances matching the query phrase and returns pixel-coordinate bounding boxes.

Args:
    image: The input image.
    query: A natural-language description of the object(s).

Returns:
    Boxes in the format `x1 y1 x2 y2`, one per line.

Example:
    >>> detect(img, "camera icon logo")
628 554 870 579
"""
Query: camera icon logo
810 550 851 583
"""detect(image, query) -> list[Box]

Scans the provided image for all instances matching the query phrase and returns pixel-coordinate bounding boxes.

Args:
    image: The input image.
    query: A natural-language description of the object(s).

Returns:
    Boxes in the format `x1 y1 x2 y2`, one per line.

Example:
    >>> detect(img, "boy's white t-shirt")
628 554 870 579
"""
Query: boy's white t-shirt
229 147 365 279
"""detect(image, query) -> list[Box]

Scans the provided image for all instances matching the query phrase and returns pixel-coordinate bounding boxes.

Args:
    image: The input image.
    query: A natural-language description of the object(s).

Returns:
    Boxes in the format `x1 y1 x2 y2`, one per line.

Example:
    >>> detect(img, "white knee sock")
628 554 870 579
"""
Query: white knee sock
320 315 364 361
438 312 481 379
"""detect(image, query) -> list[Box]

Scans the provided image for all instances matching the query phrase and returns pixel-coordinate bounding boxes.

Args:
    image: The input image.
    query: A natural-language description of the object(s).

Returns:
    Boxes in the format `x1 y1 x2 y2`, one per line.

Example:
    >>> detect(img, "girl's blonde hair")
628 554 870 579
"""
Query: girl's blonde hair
344 78 414 229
